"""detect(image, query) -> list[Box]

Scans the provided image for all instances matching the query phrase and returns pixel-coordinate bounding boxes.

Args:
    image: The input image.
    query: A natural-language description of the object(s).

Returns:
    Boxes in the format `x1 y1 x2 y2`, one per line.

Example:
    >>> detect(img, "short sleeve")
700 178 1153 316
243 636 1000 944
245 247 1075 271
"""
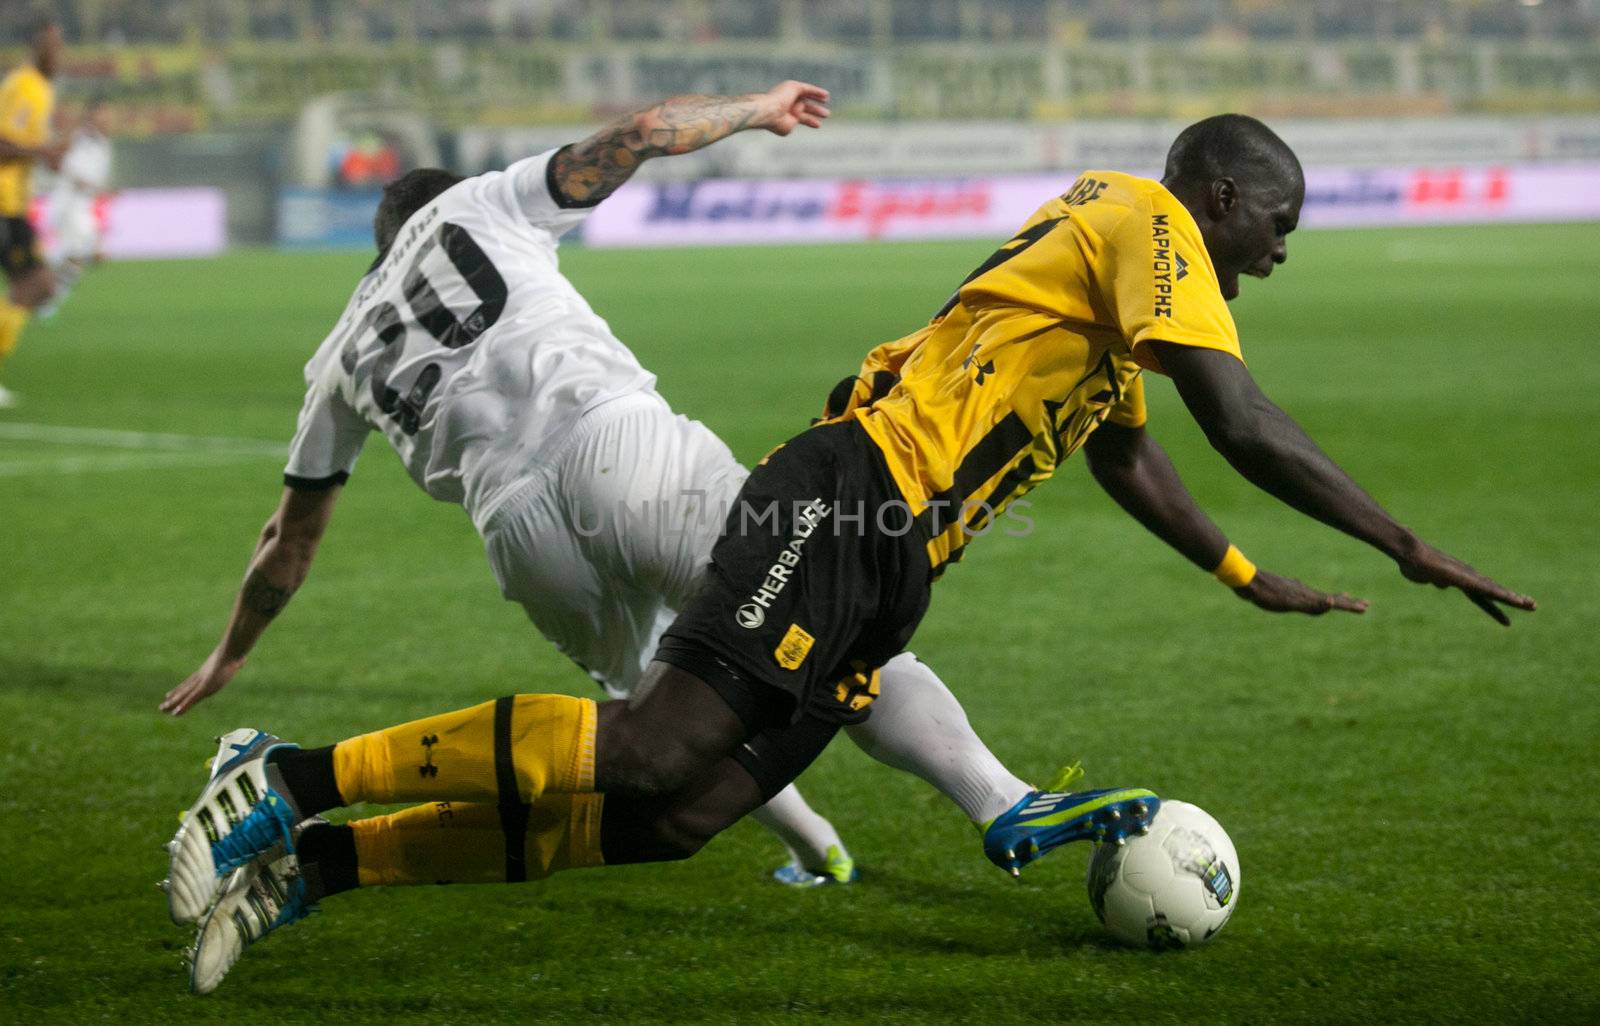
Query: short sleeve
1104 371 1148 429
1098 193 1242 375
502 147 599 238
283 382 368 490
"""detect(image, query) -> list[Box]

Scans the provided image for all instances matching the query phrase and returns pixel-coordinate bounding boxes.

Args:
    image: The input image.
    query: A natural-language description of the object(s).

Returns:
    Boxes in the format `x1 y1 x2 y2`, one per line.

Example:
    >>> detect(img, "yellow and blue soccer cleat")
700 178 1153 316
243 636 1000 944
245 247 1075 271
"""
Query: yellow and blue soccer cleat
163 728 301 925
982 766 1159 878
187 846 315 995
771 844 859 888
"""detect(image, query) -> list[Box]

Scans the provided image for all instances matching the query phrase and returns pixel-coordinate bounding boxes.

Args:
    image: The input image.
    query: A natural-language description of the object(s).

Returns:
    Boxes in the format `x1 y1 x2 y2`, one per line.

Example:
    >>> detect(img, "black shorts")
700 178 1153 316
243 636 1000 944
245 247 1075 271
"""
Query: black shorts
0 216 42 279
657 419 933 729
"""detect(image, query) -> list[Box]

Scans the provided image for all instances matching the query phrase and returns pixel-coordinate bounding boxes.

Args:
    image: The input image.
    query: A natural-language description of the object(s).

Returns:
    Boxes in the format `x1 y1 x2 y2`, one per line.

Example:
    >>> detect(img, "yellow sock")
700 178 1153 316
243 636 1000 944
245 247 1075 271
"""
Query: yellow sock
350 796 605 886
0 301 28 369
332 694 597 806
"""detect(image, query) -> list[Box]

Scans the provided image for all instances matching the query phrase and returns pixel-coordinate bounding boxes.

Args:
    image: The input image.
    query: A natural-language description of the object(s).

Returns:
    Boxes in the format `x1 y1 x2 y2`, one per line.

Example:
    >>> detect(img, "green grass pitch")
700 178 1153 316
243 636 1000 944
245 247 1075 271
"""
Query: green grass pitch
2 223 1598 1024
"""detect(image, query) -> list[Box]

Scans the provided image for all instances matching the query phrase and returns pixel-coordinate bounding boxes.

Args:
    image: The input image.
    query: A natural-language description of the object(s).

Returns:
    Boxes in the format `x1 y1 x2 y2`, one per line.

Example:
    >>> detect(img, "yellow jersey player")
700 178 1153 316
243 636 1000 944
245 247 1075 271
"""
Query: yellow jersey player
0 16 65 408
161 115 1535 992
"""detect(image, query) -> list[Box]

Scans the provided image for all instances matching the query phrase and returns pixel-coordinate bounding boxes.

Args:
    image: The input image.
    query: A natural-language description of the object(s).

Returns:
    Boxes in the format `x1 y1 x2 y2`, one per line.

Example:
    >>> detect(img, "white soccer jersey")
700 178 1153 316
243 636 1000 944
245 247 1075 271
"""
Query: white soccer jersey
48 128 111 258
283 149 657 527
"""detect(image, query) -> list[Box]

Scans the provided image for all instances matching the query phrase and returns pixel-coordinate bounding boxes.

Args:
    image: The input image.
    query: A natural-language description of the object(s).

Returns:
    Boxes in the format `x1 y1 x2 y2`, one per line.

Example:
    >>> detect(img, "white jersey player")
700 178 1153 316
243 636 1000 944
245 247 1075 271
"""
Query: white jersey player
163 82 1033 888
39 98 111 318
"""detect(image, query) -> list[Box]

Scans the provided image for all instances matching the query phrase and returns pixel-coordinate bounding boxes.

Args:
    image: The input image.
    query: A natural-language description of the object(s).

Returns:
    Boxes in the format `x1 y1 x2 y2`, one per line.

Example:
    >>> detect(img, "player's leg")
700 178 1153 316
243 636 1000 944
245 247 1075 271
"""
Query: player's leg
570 399 858 884
847 651 1162 876
0 219 55 405
187 707 840 993
38 208 89 319
165 661 770 924
845 652 1031 825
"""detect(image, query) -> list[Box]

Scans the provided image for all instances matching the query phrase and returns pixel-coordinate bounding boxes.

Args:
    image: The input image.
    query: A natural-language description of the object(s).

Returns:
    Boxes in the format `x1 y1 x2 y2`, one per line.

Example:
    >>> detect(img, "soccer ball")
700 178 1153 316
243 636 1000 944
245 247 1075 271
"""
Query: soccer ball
1086 800 1240 949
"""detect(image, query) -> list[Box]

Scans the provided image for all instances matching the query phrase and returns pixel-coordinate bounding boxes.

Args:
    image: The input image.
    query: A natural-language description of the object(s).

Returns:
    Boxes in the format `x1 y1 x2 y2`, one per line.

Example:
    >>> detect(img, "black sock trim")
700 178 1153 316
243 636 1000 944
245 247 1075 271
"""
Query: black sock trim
297 822 358 899
493 696 530 883
268 745 342 817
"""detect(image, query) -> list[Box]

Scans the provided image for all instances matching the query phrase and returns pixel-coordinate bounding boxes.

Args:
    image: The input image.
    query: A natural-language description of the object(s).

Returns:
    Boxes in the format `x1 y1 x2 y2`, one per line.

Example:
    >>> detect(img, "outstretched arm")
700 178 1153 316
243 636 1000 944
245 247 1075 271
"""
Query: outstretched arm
1148 341 1535 624
547 81 830 207
1084 420 1367 615
160 485 342 715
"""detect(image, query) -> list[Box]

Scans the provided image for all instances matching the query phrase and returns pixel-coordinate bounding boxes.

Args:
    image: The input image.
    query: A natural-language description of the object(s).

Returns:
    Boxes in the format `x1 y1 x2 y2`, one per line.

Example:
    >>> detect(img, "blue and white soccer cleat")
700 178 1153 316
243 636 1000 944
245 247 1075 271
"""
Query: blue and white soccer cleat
163 728 301 925
771 844 859 888
982 769 1160 878
188 849 314 995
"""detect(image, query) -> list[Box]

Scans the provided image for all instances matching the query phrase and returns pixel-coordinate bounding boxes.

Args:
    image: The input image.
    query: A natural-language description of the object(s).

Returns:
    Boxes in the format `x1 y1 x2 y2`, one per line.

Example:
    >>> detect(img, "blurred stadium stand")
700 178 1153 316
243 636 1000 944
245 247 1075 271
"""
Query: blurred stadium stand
2 1 1597 246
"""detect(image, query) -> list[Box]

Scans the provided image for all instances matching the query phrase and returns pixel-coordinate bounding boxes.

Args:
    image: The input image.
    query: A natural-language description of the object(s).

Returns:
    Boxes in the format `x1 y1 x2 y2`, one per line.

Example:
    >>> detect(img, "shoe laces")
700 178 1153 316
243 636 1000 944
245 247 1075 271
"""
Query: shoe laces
213 790 295 874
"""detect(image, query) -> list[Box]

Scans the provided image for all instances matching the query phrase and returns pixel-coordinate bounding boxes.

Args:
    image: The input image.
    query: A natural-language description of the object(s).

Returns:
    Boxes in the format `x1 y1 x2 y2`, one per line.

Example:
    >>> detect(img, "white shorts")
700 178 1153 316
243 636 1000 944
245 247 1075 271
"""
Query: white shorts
50 206 100 263
481 392 748 698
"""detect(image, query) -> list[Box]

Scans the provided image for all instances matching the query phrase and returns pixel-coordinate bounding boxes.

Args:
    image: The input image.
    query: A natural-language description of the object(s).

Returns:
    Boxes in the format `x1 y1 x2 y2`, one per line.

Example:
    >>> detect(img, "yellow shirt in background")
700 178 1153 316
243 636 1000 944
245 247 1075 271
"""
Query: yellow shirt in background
845 171 1243 573
0 64 54 216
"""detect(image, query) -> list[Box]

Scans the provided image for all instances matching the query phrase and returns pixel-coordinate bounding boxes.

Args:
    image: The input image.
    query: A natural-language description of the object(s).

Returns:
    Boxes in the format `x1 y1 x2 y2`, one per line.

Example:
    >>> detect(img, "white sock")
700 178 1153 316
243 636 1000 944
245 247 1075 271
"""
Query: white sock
748 783 848 873
846 652 1032 824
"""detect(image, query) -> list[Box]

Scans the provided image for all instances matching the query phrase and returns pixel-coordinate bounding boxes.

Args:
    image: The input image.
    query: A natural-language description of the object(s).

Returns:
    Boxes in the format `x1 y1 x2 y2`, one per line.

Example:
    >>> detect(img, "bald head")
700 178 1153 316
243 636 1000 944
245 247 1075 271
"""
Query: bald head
1163 114 1302 196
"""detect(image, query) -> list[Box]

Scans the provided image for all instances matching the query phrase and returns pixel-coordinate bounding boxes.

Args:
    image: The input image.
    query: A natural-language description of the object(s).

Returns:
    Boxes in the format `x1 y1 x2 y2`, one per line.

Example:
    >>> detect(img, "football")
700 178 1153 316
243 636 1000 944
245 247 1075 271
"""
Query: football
1086 800 1240 949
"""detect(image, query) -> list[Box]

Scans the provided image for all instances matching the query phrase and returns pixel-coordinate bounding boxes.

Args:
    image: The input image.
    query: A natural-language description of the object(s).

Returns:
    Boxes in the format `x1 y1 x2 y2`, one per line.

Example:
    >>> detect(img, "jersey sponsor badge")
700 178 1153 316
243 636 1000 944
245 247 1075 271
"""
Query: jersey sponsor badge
774 622 815 670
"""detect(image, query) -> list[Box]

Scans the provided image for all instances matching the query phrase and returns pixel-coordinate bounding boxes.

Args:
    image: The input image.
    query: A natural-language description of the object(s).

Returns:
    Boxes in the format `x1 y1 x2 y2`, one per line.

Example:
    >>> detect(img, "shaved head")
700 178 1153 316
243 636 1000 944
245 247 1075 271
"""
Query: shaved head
1164 114 1302 196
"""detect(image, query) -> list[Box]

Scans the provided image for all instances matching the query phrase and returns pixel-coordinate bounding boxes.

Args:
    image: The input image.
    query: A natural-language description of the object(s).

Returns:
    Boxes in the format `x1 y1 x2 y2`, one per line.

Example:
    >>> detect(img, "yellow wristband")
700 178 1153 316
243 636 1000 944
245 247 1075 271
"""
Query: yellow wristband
1213 544 1257 589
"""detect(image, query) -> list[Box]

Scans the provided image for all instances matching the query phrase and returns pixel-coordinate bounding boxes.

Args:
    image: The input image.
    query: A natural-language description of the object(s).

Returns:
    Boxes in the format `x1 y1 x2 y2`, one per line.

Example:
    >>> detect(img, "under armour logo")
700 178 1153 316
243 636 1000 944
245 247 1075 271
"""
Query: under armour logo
963 344 995 385
419 734 439 778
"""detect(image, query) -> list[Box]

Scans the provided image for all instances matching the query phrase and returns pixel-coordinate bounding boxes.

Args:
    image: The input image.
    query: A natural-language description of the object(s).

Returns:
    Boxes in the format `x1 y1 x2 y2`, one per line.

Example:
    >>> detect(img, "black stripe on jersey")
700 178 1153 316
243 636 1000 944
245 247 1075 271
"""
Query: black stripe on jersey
934 216 1068 320
493 696 531 883
283 471 350 492
915 411 1033 538
965 454 1039 534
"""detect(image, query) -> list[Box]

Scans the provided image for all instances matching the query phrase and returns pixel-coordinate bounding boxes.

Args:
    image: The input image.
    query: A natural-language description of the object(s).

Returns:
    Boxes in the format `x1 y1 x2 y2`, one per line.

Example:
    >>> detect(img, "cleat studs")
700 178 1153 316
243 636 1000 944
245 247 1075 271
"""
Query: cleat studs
1009 865 1021 879
1115 836 1127 847
1131 801 1147 817
1109 808 1122 821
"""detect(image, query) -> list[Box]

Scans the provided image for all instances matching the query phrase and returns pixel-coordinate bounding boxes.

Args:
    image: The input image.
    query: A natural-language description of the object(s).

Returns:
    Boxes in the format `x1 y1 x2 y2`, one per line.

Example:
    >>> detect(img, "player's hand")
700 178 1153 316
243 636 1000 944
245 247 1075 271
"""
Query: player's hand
1233 569 1368 616
1394 536 1536 626
160 649 243 716
755 81 830 136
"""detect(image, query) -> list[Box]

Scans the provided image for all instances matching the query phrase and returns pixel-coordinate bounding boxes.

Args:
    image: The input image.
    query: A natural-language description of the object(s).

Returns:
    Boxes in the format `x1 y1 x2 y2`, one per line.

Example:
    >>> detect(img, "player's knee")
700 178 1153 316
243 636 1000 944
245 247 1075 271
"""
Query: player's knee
598 712 706 798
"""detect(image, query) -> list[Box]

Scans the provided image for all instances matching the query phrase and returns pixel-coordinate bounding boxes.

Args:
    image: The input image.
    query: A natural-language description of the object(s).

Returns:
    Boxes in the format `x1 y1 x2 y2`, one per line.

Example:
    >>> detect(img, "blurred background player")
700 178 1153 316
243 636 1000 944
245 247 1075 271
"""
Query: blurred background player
0 15 64 408
37 94 112 319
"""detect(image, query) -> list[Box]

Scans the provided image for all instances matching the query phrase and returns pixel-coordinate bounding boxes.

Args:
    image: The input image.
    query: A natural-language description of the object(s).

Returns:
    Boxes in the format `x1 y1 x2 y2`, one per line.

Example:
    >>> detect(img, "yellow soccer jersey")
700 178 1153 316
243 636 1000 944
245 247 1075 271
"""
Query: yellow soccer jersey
0 64 53 216
847 170 1242 573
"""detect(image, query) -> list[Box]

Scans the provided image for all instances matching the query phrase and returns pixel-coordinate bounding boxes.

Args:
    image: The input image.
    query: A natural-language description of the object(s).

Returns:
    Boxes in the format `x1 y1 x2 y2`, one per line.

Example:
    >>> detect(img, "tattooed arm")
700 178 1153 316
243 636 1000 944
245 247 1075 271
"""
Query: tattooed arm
161 485 342 715
548 80 830 207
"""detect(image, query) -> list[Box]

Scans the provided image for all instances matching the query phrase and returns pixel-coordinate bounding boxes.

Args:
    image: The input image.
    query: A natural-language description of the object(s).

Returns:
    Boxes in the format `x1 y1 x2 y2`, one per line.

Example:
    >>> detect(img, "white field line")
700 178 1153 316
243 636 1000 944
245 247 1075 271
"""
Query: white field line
0 421 283 454
0 421 284 477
